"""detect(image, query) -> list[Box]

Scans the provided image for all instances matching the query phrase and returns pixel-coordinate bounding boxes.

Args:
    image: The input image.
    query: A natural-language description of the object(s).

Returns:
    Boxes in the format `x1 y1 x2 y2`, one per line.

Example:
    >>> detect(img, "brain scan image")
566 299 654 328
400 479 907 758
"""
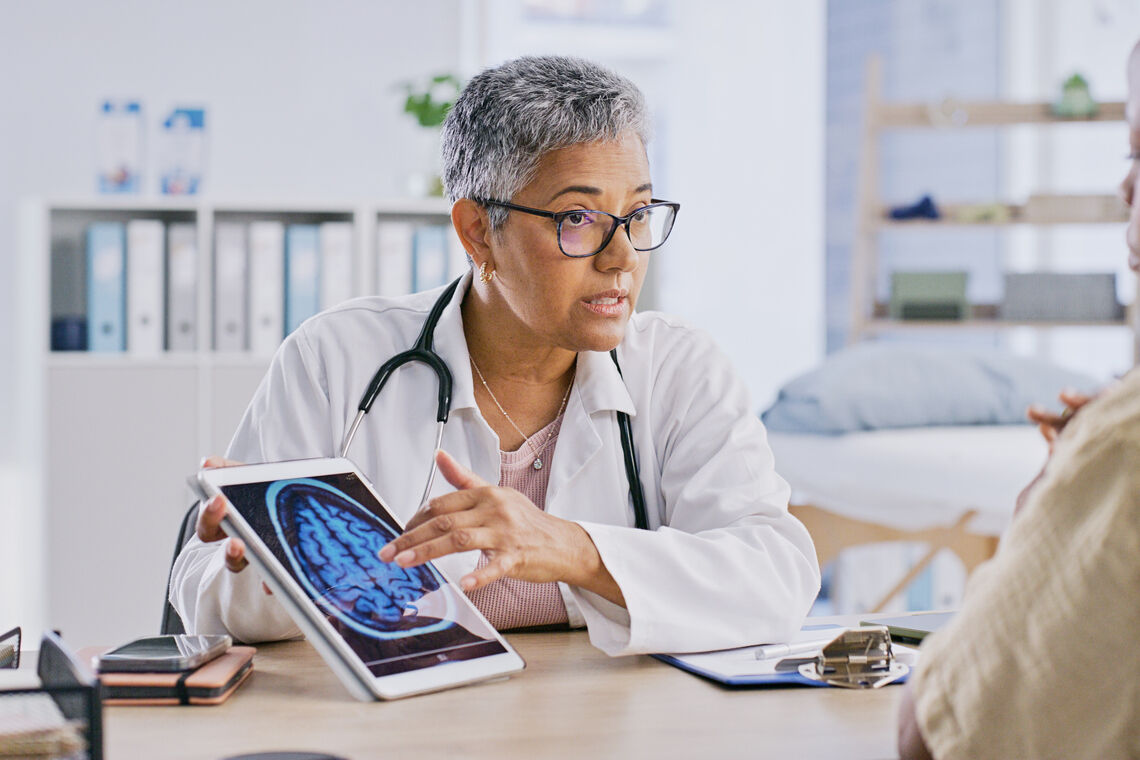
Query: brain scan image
267 478 456 640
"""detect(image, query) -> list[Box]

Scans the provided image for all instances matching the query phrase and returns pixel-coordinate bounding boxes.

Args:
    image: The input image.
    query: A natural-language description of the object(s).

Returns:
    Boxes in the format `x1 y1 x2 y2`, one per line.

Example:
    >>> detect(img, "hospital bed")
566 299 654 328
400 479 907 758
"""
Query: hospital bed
768 425 1048 612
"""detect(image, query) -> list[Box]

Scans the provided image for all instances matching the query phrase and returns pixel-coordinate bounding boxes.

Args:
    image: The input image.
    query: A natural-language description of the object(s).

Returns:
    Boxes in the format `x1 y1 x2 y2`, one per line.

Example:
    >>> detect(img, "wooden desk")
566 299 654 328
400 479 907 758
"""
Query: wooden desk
103 630 903 760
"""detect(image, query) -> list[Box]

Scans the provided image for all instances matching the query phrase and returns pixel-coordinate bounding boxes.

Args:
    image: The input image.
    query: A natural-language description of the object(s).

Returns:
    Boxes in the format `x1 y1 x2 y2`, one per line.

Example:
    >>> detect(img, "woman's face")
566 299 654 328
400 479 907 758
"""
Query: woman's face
486 131 654 353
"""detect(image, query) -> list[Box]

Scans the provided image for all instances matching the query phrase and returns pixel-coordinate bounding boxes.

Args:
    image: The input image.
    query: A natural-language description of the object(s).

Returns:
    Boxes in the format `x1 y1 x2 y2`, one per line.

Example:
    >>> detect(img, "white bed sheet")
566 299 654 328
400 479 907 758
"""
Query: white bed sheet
767 425 1048 537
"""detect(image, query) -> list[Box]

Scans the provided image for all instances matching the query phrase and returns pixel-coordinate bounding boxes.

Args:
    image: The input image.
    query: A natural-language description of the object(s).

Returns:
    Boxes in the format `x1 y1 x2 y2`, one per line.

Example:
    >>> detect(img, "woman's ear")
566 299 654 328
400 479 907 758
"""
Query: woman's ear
451 199 494 270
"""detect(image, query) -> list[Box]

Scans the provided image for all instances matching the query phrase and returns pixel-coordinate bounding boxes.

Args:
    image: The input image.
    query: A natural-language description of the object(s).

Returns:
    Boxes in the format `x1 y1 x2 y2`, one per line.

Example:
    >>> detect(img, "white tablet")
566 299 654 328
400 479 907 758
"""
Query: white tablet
196 457 525 700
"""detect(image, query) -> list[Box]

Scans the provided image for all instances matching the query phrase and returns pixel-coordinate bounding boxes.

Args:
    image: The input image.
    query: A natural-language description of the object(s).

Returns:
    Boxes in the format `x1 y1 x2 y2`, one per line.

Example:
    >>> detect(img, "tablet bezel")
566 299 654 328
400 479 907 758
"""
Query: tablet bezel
196 456 525 700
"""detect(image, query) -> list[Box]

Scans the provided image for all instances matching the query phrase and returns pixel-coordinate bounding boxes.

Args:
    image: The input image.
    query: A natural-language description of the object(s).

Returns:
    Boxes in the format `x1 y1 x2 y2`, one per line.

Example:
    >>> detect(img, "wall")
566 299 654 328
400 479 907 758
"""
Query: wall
0 0 463 636
0 0 463 461
482 0 827 412
662 0 826 411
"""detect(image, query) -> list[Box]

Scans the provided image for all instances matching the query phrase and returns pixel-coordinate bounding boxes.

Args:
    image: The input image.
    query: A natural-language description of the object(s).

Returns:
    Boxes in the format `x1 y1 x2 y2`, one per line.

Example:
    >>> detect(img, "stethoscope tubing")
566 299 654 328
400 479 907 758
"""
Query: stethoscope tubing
340 276 649 529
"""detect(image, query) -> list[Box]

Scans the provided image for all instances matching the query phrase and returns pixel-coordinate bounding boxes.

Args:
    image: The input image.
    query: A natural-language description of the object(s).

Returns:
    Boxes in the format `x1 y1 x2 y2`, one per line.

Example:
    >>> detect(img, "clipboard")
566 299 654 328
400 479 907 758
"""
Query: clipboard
653 626 912 689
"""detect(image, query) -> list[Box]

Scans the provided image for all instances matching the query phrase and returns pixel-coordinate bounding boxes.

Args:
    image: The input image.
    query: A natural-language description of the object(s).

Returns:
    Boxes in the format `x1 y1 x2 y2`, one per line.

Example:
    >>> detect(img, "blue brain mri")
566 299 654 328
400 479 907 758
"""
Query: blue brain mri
268 478 455 639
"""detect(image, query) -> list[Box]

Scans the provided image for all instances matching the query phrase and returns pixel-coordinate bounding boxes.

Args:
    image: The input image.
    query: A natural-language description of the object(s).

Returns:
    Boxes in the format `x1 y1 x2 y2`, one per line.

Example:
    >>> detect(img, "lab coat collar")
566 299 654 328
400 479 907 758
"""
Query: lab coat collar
575 346 637 417
429 269 638 418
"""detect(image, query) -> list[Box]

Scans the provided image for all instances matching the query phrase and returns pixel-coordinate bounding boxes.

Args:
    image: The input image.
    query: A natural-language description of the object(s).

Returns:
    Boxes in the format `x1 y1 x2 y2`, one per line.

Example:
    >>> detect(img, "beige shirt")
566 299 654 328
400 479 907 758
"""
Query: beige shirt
913 370 1140 759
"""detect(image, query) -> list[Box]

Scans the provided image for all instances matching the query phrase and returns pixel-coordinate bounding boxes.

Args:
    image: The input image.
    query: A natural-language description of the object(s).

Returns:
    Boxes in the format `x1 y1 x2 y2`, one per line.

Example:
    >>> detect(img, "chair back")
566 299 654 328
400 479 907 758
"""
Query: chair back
160 503 200 635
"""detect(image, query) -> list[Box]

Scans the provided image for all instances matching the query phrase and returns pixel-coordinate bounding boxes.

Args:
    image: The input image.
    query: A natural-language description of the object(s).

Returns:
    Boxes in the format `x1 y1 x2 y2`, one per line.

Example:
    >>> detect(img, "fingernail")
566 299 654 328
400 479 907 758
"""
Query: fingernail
226 540 239 558
378 545 395 562
461 576 475 590
395 550 415 566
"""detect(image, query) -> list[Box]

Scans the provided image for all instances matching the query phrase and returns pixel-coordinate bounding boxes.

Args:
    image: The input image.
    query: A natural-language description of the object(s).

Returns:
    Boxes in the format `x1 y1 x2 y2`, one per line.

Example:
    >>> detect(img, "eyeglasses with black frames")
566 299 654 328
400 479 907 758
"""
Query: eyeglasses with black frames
478 198 680 258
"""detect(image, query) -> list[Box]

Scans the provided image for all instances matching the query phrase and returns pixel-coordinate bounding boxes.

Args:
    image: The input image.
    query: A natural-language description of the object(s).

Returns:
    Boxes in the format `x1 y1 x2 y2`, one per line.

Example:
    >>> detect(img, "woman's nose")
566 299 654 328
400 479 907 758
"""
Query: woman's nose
595 224 640 272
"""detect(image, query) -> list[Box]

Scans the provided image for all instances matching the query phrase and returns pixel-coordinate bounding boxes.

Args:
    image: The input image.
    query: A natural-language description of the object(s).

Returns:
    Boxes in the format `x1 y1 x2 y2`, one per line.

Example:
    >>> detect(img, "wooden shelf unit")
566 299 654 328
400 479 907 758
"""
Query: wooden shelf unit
849 54 1136 352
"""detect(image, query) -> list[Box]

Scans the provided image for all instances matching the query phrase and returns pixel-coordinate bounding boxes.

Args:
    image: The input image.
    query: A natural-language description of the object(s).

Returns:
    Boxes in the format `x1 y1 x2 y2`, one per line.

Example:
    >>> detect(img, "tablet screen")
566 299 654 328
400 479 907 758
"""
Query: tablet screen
220 472 507 677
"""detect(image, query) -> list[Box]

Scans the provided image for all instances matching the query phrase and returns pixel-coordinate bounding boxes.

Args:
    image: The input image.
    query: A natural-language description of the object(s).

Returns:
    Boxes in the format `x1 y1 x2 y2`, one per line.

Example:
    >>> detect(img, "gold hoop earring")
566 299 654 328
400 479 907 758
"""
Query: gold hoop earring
479 262 495 284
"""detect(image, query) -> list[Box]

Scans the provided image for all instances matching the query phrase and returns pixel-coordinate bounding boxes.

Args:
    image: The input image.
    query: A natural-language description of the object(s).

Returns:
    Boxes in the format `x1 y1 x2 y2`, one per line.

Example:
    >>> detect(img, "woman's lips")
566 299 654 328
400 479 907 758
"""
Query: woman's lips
581 293 628 316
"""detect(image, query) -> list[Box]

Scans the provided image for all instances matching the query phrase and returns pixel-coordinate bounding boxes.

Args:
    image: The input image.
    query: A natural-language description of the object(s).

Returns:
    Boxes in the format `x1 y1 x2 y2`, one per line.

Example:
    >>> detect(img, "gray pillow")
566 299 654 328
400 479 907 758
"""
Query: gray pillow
761 343 1102 434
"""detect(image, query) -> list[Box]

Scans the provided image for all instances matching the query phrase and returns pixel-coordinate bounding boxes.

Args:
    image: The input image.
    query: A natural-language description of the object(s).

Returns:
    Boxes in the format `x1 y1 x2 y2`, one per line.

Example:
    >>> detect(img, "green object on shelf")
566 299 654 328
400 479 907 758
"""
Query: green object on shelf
1052 73 1098 118
889 271 969 320
402 73 462 128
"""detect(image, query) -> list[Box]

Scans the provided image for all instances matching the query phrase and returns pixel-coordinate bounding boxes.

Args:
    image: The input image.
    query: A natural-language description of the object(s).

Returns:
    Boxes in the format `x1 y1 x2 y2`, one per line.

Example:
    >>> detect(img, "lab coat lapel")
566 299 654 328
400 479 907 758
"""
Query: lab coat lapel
546 349 636 514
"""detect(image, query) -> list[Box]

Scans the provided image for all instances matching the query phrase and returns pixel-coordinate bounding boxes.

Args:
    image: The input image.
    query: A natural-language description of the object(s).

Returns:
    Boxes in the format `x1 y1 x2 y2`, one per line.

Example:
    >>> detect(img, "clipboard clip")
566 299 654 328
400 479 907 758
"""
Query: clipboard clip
797 626 909 689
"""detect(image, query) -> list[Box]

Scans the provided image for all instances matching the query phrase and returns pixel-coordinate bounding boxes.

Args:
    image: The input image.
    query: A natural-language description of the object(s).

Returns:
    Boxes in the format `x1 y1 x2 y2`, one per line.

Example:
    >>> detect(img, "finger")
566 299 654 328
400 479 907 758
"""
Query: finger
1026 405 1055 424
1038 422 1056 443
224 537 249 573
382 508 488 561
404 487 493 533
200 455 244 470
390 527 497 569
435 449 490 490
459 555 517 592
262 582 274 596
196 495 229 542
1058 389 1092 410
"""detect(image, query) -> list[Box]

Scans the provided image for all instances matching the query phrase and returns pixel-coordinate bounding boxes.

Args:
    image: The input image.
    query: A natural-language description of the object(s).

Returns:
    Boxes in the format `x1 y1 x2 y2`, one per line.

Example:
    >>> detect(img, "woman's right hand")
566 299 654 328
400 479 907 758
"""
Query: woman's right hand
197 455 250 575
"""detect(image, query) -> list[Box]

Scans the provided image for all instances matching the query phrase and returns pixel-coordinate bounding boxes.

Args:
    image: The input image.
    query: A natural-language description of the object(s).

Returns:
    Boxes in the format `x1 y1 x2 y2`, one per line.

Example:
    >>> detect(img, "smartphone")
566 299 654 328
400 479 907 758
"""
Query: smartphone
95 634 232 673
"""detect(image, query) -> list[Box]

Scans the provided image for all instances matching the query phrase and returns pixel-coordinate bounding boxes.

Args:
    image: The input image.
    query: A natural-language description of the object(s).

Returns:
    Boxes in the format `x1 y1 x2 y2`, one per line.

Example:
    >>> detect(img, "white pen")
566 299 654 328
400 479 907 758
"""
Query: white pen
754 638 835 660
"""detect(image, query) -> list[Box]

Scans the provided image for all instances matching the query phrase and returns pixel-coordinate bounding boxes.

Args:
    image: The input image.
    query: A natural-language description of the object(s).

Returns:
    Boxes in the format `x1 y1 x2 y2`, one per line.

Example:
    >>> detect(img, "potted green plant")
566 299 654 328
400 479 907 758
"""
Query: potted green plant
401 74 462 196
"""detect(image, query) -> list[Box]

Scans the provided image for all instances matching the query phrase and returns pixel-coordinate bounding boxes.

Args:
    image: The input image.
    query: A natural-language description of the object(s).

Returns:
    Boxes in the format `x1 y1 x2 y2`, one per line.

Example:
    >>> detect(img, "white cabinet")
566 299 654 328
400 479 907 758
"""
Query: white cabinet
18 197 455 645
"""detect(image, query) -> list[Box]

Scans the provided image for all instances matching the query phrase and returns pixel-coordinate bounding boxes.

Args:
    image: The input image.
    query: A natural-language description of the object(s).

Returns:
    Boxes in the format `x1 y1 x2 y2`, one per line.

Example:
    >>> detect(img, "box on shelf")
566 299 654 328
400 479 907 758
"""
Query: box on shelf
889 271 969 320
1022 194 1127 224
1000 272 1123 322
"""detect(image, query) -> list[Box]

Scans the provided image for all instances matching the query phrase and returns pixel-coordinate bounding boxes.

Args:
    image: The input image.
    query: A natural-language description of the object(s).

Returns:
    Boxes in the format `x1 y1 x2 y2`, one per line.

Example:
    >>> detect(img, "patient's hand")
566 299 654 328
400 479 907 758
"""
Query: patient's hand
1016 389 1096 518
1026 389 1094 453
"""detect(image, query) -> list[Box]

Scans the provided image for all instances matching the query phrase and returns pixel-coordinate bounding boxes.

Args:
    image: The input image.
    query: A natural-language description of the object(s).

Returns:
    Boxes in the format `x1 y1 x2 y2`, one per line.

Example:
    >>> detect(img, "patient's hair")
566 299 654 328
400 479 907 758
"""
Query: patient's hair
441 55 650 228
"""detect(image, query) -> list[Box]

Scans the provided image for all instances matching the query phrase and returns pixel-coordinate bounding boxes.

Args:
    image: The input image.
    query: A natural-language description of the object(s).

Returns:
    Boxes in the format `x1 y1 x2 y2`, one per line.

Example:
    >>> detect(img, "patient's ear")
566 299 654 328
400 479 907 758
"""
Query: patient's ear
451 199 493 270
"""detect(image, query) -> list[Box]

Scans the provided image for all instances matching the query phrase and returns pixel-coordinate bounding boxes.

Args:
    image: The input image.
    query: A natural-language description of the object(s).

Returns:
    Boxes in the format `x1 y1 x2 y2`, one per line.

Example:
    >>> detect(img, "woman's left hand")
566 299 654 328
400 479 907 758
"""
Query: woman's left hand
378 449 619 600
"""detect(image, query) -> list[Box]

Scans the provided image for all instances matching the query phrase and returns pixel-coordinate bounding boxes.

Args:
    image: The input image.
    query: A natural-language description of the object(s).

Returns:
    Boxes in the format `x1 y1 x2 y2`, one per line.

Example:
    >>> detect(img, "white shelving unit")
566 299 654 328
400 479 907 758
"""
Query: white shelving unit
18 196 454 646
850 55 1137 356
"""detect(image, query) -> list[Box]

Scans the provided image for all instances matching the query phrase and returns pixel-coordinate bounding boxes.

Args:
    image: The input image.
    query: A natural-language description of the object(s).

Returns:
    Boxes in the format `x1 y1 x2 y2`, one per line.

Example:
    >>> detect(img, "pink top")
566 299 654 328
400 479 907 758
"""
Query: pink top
465 414 570 630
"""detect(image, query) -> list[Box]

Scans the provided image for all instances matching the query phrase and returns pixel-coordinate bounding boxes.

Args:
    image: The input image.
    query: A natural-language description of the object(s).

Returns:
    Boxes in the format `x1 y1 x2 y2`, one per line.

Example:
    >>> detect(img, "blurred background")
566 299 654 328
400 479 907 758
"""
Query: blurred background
1 0 1136 645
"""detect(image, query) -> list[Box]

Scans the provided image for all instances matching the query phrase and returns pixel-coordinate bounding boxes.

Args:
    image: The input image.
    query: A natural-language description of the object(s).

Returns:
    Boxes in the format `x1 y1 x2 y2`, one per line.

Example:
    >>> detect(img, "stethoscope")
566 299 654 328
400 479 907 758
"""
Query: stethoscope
338 277 650 530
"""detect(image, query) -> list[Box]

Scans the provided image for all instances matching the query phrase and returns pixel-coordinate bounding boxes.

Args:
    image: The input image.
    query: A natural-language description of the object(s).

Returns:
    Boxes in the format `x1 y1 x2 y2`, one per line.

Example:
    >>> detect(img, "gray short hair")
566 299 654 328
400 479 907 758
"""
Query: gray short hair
441 55 651 228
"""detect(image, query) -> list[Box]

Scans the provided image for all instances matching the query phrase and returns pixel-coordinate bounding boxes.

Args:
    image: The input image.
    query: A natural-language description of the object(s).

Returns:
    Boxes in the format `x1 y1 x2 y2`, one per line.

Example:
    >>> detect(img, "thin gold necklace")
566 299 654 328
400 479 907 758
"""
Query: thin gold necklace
469 356 574 471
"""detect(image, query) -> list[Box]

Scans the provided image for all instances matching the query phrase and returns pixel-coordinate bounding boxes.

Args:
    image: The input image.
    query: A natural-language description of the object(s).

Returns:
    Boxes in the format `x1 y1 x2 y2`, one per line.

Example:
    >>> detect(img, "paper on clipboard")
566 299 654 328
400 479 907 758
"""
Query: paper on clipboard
652 626 918 688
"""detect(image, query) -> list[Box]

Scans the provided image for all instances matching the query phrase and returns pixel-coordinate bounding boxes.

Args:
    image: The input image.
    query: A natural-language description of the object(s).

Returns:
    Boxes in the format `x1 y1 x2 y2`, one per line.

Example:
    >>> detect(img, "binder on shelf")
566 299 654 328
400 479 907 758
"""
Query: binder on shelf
86 221 127 353
126 219 166 355
214 222 248 352
376 219 414 297
412 224 448 293
248 221 285 355
285 224 321 335
50 237 87 351
319 221 353 310
166 223 198 352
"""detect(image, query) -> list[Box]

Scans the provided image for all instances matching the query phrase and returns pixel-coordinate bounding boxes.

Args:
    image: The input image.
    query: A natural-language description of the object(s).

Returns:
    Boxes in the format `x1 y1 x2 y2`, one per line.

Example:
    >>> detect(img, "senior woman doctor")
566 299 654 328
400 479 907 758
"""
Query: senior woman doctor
171 55 820 656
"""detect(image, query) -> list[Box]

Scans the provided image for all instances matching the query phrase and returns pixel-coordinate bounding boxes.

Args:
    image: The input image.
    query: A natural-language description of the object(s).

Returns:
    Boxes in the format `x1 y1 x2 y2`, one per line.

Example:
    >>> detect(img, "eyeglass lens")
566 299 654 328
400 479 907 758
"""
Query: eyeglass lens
559 205 676 257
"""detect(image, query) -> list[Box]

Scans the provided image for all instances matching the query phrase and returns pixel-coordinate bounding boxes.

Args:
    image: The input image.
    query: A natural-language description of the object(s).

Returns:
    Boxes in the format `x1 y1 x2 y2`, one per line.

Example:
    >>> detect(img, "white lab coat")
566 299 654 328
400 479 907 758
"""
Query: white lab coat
170 272 820 656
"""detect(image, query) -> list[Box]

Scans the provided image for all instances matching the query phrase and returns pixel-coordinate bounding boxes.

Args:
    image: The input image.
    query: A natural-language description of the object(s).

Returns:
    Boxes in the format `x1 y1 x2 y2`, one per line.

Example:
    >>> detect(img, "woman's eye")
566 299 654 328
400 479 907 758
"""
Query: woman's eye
563 212 594 227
